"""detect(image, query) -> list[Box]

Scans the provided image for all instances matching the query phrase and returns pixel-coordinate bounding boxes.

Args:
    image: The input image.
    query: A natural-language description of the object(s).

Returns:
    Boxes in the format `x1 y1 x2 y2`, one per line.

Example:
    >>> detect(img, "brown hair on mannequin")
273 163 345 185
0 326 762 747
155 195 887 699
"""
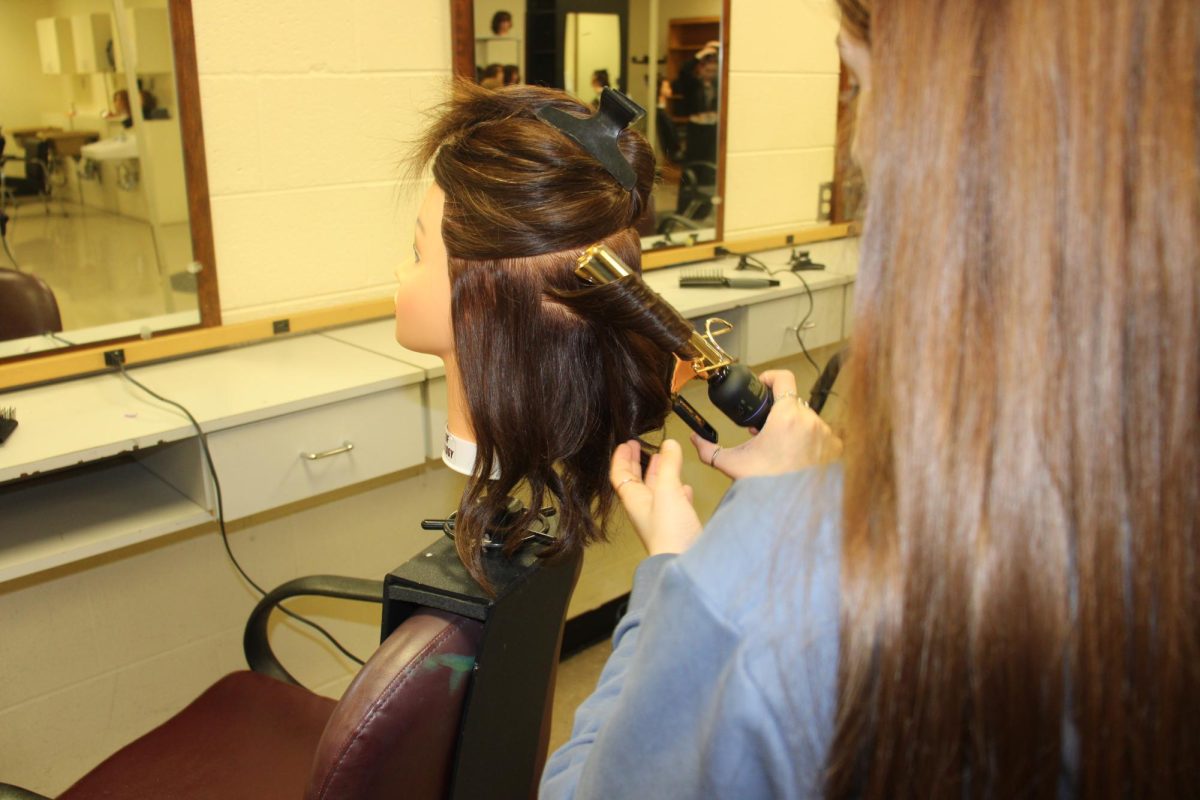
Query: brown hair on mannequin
826 1 1198 797
411 80 690 586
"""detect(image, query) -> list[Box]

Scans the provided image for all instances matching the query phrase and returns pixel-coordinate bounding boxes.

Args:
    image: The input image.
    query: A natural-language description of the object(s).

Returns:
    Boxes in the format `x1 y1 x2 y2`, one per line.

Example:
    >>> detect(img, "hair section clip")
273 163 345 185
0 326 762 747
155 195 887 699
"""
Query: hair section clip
536 87 646 190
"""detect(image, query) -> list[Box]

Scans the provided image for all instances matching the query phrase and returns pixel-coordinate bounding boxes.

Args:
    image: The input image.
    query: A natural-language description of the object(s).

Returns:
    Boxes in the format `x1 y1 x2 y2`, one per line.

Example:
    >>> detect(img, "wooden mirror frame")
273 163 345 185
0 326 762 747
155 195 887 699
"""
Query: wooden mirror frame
171 0 221 329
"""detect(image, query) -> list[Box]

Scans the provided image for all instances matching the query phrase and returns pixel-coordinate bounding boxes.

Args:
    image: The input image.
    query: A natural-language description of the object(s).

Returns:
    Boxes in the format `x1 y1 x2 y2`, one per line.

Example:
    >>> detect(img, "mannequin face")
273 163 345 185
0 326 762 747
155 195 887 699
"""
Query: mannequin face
394 183 453 358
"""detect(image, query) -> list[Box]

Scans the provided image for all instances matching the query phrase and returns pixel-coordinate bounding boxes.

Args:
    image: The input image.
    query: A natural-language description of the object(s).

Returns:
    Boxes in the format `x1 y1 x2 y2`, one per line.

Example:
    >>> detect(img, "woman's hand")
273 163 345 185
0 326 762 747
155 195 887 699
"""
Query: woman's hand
610 439 703 556
690 369 842 480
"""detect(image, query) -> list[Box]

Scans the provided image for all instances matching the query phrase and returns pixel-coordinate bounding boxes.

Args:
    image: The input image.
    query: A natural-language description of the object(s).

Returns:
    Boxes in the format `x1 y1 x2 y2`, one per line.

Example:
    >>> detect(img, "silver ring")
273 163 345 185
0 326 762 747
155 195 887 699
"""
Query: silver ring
615 476 638 490
780 390 809 408
710 446 722 468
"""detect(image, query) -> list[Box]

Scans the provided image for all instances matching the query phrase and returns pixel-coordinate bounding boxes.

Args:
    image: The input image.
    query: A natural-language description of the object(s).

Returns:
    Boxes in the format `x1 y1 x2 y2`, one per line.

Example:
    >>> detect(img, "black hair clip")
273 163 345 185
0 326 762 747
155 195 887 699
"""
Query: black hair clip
536 87 646 190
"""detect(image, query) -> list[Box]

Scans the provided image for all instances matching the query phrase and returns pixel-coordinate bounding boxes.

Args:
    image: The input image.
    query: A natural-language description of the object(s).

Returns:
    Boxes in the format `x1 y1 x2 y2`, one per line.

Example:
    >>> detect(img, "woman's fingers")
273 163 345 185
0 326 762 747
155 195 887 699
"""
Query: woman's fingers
610 440 641 489
655 439 686 491
758 369 800 399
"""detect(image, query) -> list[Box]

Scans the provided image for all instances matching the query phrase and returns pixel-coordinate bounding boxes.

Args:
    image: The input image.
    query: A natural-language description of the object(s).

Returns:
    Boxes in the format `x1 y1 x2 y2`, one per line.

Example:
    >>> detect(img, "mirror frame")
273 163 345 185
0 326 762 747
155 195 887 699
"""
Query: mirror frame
0 0 853 392
170 0 221 328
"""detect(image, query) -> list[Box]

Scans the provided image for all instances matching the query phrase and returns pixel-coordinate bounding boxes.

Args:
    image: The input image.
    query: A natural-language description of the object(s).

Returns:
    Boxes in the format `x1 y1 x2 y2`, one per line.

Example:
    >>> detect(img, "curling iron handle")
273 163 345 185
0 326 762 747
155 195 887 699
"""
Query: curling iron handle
707 364 773 431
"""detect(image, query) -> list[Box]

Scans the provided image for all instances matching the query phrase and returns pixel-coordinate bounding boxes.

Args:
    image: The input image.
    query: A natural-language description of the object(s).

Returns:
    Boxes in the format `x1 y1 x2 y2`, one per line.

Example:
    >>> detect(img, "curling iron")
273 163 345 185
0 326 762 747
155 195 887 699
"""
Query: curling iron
575 244 773 444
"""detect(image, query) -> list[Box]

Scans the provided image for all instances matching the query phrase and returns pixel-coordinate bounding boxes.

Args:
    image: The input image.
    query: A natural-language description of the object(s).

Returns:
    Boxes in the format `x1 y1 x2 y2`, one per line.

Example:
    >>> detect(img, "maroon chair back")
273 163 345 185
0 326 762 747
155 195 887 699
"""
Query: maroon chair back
306 608 484 800
0 268 62 340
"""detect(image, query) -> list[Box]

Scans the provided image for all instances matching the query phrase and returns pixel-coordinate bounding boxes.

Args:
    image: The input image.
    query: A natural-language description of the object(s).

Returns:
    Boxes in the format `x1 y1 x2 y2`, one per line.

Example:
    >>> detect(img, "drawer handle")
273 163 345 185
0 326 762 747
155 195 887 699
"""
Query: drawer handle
301 442 355 461
786 321 817 333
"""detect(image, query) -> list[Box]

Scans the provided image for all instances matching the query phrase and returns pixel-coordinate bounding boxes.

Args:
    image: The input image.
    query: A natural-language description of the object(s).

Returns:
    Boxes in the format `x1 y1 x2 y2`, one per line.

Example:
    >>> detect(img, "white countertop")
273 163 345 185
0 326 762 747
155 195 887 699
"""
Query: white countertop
323 321 447 379
0 334 423 483
641 239 859 319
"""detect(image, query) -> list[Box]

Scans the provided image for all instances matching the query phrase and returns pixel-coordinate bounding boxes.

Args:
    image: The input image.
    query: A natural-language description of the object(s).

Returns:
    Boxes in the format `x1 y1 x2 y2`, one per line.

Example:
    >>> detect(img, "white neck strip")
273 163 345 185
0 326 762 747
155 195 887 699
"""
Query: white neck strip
442 427 501 480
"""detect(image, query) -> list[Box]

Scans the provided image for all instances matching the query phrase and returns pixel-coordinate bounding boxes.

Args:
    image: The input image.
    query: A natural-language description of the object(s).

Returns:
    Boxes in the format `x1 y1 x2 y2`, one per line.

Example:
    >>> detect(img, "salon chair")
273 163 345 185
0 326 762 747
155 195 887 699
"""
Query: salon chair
654 111 716 223
0 136 54 217
0 527 581 800
0 268 62 340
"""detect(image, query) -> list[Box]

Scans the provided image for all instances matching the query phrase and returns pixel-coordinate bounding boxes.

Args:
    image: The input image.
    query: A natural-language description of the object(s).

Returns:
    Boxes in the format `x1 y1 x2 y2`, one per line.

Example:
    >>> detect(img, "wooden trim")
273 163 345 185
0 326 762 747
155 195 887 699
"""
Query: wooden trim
715 0 730 243
642 223 852 269
169 0 220 327
0 299 394 390
449 0 475 79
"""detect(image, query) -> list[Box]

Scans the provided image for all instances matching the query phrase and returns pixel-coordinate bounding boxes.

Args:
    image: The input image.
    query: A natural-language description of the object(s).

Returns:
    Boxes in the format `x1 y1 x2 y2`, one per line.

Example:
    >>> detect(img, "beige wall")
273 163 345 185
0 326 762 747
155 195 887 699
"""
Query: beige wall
192 0 452 323
724 0 841 237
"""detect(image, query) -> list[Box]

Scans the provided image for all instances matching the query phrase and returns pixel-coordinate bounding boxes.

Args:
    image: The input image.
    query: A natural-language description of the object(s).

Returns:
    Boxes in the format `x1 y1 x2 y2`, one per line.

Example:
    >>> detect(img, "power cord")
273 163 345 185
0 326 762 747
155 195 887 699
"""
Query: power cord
112 359 366 666
786 269 823 376
718 247 823 375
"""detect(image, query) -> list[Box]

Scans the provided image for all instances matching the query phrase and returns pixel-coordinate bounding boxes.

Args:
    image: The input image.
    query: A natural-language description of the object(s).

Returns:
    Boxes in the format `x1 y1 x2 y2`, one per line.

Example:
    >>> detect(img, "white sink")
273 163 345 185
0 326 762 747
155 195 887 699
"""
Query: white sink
80 134 138 161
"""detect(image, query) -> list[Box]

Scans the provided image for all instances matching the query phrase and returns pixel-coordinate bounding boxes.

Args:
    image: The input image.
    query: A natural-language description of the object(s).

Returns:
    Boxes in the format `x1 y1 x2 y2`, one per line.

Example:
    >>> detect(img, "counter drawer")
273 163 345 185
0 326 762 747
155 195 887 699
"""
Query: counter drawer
207 387 424 521
741 286 845 366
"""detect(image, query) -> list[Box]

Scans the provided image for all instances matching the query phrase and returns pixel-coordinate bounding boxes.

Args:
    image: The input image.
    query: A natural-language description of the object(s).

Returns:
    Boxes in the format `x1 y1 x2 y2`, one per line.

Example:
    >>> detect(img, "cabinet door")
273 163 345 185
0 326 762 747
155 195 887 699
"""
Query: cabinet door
206 388 426 521
71 13 113 73
742 287 845 366
36 18 75 74
129 8 173 74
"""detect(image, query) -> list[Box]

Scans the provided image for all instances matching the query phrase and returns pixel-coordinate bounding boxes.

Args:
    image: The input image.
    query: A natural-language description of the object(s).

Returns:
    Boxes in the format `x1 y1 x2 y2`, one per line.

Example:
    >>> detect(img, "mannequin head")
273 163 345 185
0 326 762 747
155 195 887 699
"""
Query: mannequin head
406 80 679 581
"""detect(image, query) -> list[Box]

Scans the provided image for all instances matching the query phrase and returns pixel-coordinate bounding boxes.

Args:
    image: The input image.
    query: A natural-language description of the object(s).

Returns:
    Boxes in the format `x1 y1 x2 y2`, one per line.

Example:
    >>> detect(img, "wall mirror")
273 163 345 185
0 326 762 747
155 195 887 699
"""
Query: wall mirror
0 0 216 359
1 0 853 389
462 0 729 251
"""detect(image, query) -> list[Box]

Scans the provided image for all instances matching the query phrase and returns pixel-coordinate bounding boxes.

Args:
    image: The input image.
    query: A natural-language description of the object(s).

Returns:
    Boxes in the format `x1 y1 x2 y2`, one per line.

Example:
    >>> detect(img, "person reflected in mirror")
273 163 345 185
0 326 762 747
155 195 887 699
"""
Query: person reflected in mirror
671 40 719 119
589 69 611 108
541 0 1199 797
110 85 158 129
479 63 505 90
654 77 684 163
491 10 513 36
670 41 718 190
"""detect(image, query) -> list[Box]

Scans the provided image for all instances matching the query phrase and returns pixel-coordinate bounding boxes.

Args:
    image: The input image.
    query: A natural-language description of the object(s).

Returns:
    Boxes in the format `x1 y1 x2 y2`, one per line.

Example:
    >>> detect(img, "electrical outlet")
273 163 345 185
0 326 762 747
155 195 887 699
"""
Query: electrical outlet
104 349 125 367
818 182 834 222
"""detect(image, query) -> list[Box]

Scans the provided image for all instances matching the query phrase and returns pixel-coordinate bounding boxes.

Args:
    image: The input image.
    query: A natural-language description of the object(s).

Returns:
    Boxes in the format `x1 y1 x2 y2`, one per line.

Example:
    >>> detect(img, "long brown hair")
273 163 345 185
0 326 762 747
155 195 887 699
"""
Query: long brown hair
829 0 1198 797
411 80 690 584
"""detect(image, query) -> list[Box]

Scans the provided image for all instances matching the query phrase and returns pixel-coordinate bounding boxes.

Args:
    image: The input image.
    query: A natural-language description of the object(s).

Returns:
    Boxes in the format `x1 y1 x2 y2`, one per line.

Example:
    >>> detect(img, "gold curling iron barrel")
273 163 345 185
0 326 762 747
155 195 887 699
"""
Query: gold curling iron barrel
575 244 774 443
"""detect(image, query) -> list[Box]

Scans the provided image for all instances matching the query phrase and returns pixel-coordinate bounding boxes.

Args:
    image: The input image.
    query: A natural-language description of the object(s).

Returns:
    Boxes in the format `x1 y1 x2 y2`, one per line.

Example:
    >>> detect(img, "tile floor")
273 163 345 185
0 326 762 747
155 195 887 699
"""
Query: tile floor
1 200 197 333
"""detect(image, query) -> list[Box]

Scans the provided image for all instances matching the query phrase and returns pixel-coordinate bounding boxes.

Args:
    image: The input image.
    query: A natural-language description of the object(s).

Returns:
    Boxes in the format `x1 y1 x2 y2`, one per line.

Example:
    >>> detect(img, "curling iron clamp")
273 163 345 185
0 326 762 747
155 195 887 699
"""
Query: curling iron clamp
575 244 773 444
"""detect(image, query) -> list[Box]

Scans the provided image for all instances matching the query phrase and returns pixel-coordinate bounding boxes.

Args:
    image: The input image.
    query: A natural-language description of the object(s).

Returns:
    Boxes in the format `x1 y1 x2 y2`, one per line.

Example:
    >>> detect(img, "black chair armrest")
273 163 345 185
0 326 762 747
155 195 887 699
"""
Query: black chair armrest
243 575 383 686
